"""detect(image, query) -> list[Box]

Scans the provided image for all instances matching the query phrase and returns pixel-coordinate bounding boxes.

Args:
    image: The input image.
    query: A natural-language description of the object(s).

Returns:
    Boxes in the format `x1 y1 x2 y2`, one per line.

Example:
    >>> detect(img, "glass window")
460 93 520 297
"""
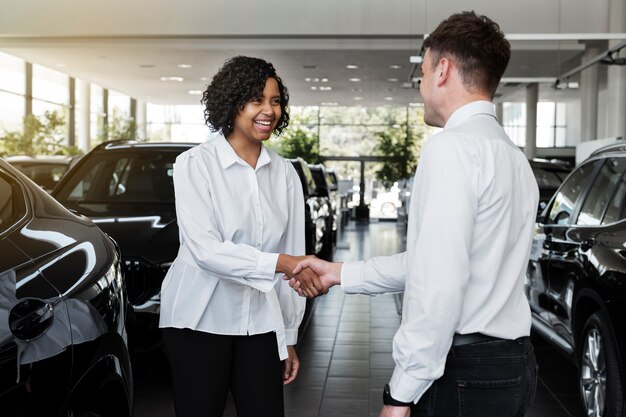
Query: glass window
0 170 27 234
547 161 600 225
32 64 68 105
0 52 25 95
577 158 626 225
0 90 25 132
602 164 626 224
55 151 178 203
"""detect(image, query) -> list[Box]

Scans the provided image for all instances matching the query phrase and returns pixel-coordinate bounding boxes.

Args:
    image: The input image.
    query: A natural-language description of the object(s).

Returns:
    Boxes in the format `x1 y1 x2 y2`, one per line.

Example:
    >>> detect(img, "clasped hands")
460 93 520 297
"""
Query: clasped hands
278 254 342 298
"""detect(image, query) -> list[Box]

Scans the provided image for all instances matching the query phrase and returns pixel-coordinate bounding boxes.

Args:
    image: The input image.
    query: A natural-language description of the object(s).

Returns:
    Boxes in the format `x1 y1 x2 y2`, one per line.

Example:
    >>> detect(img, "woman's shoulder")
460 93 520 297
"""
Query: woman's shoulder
176 138 219 164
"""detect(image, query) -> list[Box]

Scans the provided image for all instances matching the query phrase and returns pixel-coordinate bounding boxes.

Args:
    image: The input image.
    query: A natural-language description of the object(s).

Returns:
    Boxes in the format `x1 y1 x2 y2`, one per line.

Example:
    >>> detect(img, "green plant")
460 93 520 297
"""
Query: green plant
374 126 420 188
268 126 320 163
0 110 81 157
98 110 141 142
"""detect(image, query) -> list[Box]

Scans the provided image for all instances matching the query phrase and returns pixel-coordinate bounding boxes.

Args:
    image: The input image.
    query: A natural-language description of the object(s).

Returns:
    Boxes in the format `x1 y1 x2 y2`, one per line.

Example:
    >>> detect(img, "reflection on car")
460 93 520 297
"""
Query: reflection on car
0 159 132 416
5 155 72 193
526 142 626 417
51 140 195 351
529 158 572 211
308 163 337 255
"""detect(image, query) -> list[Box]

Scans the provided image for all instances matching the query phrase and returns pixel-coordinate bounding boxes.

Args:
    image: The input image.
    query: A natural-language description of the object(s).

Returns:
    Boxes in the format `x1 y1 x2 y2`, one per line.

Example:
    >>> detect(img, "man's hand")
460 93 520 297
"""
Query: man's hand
282 345 299 385
288 257 342 297
277 254 325 298
378 405 411 417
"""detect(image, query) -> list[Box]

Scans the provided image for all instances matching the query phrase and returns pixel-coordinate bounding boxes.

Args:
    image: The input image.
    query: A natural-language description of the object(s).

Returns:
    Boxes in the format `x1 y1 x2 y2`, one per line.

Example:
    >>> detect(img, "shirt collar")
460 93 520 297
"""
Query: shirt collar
215 134 271 170
444 100 496 130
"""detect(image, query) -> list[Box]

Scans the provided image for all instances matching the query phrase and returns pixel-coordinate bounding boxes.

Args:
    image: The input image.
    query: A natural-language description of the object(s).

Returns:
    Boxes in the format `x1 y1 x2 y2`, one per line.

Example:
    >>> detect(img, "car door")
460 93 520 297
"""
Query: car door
530 160 600 348
0 166 73 416
548 157 626 346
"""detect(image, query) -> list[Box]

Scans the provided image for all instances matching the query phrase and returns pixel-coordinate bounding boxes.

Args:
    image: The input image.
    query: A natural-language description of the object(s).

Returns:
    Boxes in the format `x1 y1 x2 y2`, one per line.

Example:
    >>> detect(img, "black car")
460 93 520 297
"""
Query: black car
309 163 338 249
5 155 72 193
0 159 133 416
52 140 196 351
526 142 626 417
529 158 572 211
289 158 333 260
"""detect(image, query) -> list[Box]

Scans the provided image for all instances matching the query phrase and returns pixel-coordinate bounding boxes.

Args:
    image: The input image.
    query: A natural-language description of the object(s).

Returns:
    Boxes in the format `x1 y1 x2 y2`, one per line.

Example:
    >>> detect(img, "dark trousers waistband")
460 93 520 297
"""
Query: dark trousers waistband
452 332 505 346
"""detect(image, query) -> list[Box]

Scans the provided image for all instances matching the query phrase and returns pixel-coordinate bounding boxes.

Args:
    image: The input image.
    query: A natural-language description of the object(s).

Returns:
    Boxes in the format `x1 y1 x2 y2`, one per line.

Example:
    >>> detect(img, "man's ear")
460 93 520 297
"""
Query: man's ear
436 58 451 87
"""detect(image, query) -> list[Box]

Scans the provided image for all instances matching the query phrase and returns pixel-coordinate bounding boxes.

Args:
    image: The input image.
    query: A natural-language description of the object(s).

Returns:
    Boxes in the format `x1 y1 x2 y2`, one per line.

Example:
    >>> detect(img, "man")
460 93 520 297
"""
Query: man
290 11 539 417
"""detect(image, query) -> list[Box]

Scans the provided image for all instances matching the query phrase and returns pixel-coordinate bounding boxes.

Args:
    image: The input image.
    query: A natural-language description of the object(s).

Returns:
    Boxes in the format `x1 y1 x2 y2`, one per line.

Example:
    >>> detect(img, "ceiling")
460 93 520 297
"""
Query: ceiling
0 0 623 107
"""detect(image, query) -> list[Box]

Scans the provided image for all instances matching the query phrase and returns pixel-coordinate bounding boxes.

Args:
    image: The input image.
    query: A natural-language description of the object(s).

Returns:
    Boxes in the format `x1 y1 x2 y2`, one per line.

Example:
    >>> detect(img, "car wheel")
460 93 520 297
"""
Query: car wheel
578 311 624 417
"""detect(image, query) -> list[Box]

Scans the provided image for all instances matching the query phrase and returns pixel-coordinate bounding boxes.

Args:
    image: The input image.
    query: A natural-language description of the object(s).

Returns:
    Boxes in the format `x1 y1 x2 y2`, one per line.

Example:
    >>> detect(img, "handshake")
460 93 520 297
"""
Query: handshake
278 255 342 298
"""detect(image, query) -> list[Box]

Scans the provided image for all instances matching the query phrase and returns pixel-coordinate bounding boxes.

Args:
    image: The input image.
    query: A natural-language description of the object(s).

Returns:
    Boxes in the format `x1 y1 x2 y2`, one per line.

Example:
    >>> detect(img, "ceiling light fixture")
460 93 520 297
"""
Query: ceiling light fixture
389 65 402 69
305 77 320 82
188 90 202 95
349 78 361 82
384 97 394 101
346 65 359 69
160 76 184 82
319 86 333 91
387 78 399 82
178 64 192 69
354 97 363 101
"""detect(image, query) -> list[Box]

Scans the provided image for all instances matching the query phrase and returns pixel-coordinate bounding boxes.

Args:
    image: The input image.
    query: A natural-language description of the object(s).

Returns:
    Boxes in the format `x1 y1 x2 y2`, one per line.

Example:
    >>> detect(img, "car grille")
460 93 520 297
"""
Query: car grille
121 258 167 306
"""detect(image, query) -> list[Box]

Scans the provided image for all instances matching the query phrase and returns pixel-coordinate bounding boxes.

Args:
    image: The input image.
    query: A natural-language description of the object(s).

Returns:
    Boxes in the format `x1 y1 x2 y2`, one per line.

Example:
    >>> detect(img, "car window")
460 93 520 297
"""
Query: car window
532 167 564 189
546 160 600 225
55 152 177 203
0 171 27 235
577 158 626 226
602 163 626 224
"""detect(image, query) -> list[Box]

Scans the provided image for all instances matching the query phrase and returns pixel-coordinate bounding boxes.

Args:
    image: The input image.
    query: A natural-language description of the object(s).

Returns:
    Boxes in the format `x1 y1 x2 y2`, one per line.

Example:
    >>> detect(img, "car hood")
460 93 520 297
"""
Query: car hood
65 202 179 264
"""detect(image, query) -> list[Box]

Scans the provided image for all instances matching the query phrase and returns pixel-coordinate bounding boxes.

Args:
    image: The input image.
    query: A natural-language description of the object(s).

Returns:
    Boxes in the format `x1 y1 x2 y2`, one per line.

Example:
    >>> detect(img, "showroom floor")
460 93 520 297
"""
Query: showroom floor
133 220 584 417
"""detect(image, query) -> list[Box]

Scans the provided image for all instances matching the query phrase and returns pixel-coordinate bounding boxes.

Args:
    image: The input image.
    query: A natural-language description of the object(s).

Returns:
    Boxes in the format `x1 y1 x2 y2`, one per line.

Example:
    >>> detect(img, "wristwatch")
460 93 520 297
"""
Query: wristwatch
382 384 412 407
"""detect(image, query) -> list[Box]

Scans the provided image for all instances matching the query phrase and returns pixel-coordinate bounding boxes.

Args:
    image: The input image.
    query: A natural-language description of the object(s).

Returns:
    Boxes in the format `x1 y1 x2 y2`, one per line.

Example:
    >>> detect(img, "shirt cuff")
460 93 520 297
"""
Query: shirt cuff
285 328 298 345
257 252 280 279
340 261 365 294
389 366 433 404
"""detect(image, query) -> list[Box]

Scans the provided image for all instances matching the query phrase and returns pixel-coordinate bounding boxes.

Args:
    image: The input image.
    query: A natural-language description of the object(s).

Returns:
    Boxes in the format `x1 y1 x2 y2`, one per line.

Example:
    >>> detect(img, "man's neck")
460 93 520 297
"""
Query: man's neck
441 92 492 126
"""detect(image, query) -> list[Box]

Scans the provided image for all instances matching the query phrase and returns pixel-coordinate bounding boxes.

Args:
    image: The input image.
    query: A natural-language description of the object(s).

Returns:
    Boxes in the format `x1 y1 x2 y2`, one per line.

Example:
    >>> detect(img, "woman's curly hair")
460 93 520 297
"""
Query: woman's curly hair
201 56 290 138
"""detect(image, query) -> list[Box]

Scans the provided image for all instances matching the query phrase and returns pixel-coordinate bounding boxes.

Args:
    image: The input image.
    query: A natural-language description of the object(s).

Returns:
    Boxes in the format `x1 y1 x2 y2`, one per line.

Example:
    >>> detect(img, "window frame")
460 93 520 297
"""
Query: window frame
0 166 30 238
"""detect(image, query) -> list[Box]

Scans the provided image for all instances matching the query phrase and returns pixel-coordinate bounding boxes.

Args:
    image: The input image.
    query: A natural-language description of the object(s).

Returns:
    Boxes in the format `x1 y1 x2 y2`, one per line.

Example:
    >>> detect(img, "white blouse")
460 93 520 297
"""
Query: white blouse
159 135 306 360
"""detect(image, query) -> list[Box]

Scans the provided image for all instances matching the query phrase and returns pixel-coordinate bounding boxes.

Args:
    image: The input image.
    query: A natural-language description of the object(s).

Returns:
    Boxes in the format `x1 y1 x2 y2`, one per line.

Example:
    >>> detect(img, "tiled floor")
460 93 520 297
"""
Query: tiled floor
134 220 584 417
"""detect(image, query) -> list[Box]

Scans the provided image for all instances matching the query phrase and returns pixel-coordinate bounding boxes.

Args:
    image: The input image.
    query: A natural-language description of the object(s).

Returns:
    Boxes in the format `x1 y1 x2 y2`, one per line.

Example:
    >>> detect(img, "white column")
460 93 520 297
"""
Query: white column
580 46 599 142
607 0 626 139
76 79 91 153
135 100 147 140
495 102 503 125
524 83 538 159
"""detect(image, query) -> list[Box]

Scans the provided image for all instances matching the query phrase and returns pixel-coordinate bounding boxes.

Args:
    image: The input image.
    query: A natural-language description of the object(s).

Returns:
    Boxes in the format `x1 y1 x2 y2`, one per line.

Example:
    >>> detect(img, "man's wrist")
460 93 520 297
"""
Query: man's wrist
383 384 412 407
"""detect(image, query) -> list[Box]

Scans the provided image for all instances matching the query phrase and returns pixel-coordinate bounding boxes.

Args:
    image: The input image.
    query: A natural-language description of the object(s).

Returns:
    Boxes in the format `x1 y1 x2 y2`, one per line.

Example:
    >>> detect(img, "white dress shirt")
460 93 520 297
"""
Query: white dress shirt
341 101 539 402
159 135 306 360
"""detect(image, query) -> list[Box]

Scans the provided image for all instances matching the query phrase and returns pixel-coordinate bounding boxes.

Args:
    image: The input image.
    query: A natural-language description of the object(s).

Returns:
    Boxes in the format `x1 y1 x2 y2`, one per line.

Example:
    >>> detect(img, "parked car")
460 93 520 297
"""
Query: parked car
5 155 72 193
289 158 333 260
526 142 626 417
529 158 572 211
51 140 196 351
308 163 338 248
0 158 133 416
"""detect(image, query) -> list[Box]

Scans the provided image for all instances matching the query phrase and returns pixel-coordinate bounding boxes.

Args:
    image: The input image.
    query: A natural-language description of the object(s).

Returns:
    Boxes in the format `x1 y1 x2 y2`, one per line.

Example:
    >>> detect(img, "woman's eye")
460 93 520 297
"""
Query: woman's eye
271 99 281 105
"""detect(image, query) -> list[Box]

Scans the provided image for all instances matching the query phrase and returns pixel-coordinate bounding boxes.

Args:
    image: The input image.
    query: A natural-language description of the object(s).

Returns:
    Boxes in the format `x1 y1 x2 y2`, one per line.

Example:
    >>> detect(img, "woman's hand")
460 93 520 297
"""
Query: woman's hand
282 345 300 385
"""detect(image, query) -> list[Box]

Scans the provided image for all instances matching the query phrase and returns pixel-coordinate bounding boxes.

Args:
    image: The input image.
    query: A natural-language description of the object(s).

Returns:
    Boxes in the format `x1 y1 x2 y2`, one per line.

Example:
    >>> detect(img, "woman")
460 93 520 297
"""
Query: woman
159 56 320 417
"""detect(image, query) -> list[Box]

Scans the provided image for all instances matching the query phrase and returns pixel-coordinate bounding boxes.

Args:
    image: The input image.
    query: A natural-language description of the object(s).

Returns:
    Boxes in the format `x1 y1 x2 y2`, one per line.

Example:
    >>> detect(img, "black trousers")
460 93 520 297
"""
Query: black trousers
411 336 537 417
162 328 284 417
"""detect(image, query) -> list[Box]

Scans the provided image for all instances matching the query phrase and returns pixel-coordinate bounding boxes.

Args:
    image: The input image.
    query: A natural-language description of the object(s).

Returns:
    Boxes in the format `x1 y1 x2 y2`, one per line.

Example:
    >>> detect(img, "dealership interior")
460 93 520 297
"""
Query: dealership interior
1 0 626 416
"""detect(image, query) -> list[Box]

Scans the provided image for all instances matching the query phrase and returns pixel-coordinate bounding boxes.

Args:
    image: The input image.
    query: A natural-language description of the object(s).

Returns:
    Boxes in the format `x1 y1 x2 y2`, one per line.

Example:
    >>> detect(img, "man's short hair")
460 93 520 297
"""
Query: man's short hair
423 11 510 98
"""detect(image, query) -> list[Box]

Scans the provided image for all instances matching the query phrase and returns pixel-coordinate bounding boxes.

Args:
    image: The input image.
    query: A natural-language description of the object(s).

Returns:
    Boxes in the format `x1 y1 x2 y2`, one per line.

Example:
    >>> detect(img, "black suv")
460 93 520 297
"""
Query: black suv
289 158 333 260
529 158 572 211
0 159 132 416
526 142 626 417
52 140 196 350
309 163 338 250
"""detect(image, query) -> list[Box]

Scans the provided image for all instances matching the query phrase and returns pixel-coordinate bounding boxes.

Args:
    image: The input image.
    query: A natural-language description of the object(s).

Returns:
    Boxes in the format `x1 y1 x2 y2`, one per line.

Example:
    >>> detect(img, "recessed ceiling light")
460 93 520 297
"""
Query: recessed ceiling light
320 78 329 82
387 78 399 82
353 96 363 101
305 77 320 83
352 88 363 92
384 97 394 101
389 65 402 69
346 65 359 69
188 90 202 95
349 78 362 82
178 64 192 69
310 86 318 90
319 86 333 91
160 76 184 82
201 77 209 81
